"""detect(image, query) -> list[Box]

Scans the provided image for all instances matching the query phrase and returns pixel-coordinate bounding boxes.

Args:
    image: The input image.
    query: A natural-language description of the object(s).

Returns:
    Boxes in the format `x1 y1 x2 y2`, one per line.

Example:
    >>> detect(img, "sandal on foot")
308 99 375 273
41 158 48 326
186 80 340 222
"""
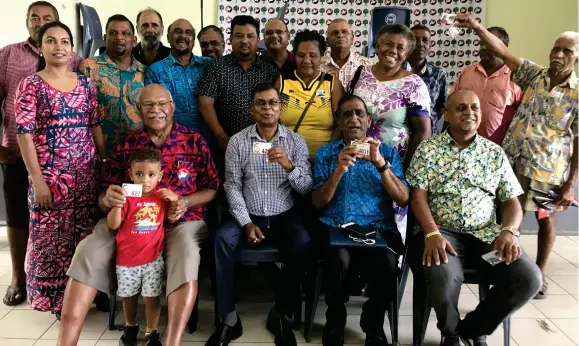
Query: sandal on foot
54 311 61 321
534 276 549 300
3 286 26 306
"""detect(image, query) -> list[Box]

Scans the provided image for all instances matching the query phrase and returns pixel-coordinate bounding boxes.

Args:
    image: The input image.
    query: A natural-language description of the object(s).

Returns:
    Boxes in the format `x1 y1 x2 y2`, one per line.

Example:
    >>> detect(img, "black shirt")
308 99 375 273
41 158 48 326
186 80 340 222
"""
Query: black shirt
260 50 297 75
196 54 280 136
133 42 171 66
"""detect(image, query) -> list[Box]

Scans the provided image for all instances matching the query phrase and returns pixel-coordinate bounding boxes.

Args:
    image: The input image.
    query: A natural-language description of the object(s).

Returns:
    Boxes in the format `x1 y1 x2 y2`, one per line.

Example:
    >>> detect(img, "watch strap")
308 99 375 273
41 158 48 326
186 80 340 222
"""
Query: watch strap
377 161 390 173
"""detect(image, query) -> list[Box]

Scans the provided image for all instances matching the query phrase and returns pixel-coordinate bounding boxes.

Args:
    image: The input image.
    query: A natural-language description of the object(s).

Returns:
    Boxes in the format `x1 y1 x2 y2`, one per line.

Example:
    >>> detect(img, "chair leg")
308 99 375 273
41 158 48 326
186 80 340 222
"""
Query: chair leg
398 262 411 307
304 261 323 343
187 295 199 334
108 295 116 331
412 276 430 346
503 317 511 346
387 278 400 345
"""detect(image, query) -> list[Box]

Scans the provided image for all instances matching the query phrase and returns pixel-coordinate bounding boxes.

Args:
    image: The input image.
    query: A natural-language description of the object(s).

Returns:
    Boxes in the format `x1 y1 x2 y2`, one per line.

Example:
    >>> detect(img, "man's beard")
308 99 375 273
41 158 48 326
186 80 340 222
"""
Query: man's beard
141 35 160 49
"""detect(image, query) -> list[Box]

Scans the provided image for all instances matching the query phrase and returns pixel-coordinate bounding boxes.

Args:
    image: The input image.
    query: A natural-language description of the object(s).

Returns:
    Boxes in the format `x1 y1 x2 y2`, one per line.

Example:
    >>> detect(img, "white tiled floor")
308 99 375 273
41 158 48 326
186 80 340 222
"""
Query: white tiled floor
0 229 577 346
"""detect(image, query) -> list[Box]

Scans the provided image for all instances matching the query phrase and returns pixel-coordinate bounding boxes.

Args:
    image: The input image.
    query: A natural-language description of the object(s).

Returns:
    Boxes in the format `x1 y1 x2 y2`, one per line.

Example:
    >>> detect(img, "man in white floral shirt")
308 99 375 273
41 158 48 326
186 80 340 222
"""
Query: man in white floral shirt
407 90 541 346
457 14 578 300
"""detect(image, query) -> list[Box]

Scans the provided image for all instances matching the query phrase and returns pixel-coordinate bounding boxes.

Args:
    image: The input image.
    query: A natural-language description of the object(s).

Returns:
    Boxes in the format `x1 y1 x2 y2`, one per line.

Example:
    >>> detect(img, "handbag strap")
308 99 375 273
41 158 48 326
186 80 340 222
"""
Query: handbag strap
347 65 364 96
293 72 326 133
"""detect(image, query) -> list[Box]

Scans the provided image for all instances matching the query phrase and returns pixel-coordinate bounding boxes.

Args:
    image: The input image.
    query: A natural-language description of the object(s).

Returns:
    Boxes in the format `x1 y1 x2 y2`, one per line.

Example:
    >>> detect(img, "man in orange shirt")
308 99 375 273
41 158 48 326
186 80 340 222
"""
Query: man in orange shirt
451 27 522 145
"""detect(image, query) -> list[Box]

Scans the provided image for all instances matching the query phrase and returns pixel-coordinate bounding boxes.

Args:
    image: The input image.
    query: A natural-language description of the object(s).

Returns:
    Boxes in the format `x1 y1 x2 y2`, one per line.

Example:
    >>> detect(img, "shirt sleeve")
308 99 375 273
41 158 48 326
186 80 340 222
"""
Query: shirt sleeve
383 145 407 186
223 135 251 227
78 59 90 78
511 59 545 91
313 145 331 190
196 60 219 99
435 69 449 116
0 46 8 106
406 141 430 190
87 78 101 127
103 141 126 190
496 149 524 202
14 76 38 134
407 78 432 118
195 134 221 191
287 134 313 195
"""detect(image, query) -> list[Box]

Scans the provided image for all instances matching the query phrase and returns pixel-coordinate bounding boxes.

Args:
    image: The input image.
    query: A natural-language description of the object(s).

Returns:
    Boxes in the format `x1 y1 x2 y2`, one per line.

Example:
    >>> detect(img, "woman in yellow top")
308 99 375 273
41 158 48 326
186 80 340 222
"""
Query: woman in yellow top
275 30 345 159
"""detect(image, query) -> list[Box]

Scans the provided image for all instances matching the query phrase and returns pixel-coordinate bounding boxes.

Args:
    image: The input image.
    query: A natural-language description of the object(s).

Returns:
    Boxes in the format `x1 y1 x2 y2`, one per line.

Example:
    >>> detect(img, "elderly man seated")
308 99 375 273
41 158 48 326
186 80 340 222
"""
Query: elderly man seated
57 84 221 346
312 94 409 346
406 90 542 346
207 83 312 346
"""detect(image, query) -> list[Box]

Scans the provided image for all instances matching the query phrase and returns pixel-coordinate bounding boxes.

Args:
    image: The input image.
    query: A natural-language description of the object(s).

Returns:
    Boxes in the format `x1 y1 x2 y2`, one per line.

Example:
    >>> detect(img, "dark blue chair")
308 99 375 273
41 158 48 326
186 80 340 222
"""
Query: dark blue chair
78 3 105 59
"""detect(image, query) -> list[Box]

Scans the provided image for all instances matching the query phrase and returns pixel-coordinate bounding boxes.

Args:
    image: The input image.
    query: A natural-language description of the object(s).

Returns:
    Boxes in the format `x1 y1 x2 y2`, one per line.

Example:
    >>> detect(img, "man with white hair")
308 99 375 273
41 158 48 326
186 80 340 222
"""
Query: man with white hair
458 15 579 300
134 7 171 66
320 18 372 88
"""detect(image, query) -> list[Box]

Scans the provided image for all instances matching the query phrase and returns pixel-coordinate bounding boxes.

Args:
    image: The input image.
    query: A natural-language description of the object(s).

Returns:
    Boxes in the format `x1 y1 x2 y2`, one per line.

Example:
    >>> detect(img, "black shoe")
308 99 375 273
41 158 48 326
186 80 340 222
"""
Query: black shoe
439 336 460 346
119 325 139 346
205 318 242 346
459 336 488 346
266 308 297 346
145 330 163 346
364 330 388 346
322 326 344 346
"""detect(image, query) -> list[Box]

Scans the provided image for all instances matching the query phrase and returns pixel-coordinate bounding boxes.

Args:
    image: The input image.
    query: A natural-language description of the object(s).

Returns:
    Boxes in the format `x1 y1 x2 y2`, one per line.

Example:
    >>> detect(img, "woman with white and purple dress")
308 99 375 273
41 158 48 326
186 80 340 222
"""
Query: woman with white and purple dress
351 24 432 236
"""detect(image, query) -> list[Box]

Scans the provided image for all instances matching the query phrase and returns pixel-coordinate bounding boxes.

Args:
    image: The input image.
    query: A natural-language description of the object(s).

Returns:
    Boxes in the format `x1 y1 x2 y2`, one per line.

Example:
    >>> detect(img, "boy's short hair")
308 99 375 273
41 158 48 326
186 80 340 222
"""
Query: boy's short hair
130 148 161 165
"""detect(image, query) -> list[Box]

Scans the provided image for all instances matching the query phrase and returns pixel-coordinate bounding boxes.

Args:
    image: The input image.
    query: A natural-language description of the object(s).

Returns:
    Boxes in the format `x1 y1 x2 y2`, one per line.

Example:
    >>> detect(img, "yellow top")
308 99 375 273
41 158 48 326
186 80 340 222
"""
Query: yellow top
279 70 336 158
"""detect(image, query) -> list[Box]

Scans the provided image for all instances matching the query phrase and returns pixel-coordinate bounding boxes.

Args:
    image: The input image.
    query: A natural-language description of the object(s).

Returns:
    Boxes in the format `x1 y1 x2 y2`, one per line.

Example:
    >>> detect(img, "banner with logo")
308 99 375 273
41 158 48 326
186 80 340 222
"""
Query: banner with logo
218 0 486 84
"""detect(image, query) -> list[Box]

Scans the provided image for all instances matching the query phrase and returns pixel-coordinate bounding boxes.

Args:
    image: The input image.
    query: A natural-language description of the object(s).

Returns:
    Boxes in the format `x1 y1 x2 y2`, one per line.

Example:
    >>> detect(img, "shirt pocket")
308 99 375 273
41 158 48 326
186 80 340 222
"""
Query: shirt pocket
488 88 510 110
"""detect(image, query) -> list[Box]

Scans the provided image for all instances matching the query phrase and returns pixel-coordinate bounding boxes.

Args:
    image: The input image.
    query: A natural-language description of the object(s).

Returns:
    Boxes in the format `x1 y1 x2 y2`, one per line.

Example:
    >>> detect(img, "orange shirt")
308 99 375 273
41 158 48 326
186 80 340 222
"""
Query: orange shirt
451 62 522 144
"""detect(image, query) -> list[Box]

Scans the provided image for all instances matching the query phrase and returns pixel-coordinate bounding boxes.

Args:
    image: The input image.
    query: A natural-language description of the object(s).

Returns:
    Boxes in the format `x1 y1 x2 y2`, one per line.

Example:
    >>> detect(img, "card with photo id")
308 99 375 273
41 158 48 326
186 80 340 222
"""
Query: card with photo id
122 183 143 198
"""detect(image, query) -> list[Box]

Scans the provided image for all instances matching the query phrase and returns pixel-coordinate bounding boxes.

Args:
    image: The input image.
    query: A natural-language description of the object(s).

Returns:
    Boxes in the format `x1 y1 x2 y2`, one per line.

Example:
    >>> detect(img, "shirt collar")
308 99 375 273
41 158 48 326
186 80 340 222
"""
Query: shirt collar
97 53 145 72
225 53 266 69
138 122 187 147
441 129 481 150
561 69 579 88
168 53 204 67
325 49 356 69
23 38 40 55
261 49 295 63
473 62 511 77
249 124 287 141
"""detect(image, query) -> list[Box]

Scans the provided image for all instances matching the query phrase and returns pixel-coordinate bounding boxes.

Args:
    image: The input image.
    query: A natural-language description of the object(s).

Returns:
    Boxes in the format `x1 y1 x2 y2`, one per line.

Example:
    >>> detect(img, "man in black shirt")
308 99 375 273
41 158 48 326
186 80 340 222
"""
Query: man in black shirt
197 15 279 152
133 7 171 66
260 18 296 74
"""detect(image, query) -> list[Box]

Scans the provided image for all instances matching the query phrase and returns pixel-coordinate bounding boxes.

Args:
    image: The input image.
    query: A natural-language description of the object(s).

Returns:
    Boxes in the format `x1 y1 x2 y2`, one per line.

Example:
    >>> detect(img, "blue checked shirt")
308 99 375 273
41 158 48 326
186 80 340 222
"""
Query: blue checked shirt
224 124 313 227
314 140 407 231
145 54 211 134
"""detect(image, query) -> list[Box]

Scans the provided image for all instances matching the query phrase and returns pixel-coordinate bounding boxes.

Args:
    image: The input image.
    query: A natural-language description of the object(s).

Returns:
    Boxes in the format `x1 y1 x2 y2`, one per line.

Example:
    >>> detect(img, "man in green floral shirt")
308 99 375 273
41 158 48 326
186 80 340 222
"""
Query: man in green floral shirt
406 90 541 346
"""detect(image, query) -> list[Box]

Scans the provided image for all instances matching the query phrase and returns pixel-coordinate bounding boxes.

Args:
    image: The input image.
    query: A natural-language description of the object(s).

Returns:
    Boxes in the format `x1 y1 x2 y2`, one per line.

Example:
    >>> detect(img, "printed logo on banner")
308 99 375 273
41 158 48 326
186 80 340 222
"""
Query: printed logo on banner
385 13 397 24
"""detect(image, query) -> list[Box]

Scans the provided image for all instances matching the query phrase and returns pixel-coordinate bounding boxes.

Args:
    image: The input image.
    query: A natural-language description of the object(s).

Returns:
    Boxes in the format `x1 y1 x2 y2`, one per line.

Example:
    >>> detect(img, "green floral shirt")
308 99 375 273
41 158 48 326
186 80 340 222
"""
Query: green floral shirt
406 131 523 243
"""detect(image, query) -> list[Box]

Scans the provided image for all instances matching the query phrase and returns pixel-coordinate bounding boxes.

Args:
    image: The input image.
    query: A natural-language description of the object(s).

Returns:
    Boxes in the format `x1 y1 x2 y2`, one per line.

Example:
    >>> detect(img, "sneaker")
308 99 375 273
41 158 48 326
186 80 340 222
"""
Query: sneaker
119 325 139 346
145 330 163 346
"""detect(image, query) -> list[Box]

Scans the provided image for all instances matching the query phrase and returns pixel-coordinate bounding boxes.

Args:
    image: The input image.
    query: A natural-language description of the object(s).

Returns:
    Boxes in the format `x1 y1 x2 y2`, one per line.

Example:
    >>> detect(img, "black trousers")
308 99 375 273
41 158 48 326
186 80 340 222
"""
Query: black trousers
212 209 310 320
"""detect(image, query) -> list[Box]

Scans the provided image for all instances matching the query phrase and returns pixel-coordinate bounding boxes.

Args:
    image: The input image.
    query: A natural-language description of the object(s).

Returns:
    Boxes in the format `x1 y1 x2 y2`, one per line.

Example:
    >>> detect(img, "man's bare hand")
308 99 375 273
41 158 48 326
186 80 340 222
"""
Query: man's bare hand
453 13 482 30
335 145 359 174
167 197 187 222
553 184 576 208
493 231 521 265
104 185 126 209
245 223 265 244
423 233 457 267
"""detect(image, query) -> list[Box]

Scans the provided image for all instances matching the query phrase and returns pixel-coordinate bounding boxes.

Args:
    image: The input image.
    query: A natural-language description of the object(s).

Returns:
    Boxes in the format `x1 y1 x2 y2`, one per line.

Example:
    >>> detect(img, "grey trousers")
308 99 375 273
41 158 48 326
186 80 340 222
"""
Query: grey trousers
423 229 542 339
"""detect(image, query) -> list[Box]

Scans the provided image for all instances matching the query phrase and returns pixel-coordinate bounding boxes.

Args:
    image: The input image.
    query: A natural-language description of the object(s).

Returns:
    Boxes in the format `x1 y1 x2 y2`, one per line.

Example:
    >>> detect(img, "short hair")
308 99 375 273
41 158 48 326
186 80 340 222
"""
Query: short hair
410 24 430 32
105 14 135 35
130 148 161 165
265 18 289 32
336 94 369 117
557 31 579 43
230 15 260 35
251 83 279 101
27 1 59 21
374 24 415 53
197 25 224 40
136 7 163 27
292 29 327 56
487 26 509 47
168 20 196 38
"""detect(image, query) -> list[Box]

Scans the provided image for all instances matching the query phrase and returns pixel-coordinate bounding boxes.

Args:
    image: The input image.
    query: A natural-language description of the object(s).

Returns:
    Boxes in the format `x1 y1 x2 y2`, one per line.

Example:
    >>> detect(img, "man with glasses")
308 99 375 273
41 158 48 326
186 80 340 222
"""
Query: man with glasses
146 19 212 136
206 83 312 346
260 18 296 73
197 25 225 59
312 94 408 346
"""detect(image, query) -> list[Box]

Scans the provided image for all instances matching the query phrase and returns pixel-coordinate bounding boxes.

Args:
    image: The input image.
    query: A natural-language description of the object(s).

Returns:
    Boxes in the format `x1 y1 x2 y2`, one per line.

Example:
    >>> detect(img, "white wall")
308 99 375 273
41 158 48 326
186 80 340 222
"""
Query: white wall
0 0 215 56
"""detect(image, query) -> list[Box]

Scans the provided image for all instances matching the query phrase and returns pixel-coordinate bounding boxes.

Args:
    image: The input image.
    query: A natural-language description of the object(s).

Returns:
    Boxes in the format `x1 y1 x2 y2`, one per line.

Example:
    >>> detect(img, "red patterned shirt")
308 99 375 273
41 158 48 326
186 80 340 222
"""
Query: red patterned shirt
104 123 221 221
0 39 82 155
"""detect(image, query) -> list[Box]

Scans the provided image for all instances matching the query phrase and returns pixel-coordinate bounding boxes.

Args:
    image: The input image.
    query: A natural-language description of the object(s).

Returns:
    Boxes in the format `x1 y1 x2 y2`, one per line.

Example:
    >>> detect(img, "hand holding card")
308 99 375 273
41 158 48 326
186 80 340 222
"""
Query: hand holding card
122 183 143 198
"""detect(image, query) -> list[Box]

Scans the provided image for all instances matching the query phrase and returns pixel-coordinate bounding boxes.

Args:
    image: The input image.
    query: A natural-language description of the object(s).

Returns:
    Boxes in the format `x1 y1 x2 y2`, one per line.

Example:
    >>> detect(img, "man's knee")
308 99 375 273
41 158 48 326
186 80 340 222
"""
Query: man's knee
213 220 242 253
510 254 542 299
424 261 462 293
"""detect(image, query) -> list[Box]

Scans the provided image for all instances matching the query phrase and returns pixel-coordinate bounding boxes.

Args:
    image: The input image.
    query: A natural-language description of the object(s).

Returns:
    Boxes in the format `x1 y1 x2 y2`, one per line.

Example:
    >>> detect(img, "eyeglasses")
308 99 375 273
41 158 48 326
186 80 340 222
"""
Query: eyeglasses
140 100 173 109
254 99 281 108
200 40 223 48
348 234 376 245
264 29 287 36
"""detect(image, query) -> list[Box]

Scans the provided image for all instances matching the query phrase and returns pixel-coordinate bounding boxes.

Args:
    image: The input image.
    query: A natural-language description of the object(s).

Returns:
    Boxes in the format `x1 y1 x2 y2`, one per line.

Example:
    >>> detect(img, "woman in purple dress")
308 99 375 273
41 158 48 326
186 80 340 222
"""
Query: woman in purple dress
14 22 106 319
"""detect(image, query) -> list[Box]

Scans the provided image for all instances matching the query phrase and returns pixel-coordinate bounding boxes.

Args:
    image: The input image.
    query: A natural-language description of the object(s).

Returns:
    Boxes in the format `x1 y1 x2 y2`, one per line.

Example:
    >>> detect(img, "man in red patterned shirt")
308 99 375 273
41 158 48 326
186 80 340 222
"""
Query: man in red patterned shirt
0 1 82 307
57 84 221 346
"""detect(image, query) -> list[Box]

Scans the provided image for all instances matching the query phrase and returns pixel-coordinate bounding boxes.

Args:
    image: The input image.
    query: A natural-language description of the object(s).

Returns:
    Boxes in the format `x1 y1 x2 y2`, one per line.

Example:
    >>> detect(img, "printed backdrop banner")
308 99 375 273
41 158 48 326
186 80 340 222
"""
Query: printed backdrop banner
218 0 486 84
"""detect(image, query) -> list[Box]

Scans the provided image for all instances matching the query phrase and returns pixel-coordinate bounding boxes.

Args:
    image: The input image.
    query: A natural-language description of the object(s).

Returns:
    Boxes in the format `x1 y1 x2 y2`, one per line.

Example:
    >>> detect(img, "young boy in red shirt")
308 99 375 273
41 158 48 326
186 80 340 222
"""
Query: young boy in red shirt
107 149 179 346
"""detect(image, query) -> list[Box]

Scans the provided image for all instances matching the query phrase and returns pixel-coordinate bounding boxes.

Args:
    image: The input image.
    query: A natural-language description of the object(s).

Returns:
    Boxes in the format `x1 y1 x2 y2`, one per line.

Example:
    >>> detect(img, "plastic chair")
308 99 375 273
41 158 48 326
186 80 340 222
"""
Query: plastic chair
78 3 105 59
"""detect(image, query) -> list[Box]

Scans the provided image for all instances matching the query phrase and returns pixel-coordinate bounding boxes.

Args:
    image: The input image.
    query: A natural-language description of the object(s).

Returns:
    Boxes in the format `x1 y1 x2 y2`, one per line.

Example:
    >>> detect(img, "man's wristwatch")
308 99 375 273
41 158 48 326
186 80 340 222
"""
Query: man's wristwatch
502 226 520 237
182 196 189 210
285 161 295 173
377 161 391 173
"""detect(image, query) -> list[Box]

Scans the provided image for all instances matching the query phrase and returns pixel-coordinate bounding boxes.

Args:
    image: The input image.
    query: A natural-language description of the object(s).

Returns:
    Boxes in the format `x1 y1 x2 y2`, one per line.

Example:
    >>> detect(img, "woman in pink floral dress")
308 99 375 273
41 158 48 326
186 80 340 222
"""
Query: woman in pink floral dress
14 22 106 318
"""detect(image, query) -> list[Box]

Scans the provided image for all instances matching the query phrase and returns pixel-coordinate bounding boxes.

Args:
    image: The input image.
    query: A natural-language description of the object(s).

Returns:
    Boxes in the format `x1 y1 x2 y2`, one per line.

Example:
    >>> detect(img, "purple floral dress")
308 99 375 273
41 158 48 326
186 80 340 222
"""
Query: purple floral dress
353 66 431 237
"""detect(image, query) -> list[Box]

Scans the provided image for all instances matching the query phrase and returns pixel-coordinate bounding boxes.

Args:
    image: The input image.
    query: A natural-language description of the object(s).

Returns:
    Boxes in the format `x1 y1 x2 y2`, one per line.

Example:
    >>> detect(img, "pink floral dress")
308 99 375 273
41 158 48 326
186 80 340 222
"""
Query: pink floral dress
14 74 100 313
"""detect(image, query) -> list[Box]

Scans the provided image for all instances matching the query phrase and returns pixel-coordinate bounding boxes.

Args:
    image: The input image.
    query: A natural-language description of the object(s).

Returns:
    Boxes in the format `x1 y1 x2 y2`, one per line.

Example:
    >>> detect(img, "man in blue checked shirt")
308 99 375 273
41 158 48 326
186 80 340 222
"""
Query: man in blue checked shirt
207 83 312 346
145 18 212 137
312 94 409 346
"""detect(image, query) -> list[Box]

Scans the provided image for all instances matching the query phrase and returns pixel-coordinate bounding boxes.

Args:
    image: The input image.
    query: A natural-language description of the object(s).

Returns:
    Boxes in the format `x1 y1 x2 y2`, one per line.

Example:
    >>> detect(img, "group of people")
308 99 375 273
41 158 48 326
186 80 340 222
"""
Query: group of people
0 1 577 346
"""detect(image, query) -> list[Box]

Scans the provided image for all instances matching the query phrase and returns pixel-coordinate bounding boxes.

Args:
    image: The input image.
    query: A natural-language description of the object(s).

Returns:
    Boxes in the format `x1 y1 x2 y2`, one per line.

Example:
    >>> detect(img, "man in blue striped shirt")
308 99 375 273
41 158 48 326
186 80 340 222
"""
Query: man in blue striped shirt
207 83 312 346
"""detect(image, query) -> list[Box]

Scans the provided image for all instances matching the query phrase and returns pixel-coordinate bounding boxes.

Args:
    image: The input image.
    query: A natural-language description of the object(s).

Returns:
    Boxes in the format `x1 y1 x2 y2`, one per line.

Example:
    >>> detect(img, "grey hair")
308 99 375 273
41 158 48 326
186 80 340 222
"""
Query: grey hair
557 31 579 43
136 85 173 104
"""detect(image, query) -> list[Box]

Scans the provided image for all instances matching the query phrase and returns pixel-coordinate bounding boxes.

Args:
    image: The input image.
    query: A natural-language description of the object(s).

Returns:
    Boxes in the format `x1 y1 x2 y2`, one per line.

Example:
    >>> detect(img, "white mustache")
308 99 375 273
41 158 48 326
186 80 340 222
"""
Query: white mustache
145 115 167 120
